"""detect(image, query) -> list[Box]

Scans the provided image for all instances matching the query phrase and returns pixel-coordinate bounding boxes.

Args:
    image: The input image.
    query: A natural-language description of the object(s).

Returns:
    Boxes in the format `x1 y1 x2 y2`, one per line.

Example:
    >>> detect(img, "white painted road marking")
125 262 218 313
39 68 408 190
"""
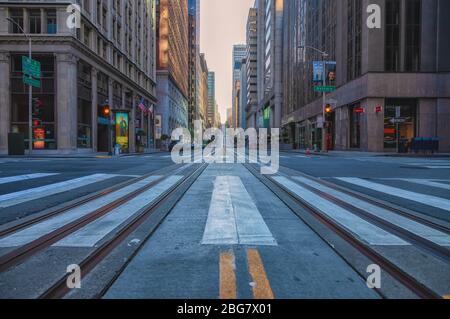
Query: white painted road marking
273 176 408 246
395 179 450 191
0 176 163 247
202 176 277 246
0 173 59 185
54 176 183 247
294 177 450 246
337 178 450 212
0 174 123 208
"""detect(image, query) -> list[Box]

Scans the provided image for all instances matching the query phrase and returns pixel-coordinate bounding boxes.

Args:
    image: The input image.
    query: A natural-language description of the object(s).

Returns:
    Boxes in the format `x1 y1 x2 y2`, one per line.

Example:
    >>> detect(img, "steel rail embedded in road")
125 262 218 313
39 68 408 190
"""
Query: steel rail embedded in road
280 165 450 235
39 163 208 299
244 163 442 299
0 163 181 239
0 164 190 273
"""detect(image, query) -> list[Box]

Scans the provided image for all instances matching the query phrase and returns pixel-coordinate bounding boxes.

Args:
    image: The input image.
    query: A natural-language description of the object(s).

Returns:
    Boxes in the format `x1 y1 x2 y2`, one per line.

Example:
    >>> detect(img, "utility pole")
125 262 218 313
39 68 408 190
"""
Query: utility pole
7 17 32 154
299 45 329 152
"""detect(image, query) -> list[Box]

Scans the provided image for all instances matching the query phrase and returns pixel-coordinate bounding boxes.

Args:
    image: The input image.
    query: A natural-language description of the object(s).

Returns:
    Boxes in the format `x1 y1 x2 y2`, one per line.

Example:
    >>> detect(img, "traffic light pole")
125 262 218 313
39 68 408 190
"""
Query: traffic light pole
7 18 32 154
322 56 327 153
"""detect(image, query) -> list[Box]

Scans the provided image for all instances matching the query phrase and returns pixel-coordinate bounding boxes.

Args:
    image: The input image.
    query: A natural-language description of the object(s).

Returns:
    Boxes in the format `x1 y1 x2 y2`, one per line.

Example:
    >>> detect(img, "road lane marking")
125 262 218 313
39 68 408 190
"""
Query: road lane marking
53 176 183 247
337 177 450 212
395 179 450 191
220 251 237 299
202 176 276 246
294 177 450 246
0 174 123 209
247 249 274 299
273 176 408 245
0 176 163 247
0 173 59 185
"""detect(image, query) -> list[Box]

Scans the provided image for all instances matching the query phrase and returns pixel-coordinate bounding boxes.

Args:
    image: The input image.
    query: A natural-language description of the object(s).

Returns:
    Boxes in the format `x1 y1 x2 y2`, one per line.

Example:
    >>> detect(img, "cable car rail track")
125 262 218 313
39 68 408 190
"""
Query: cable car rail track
0 163 181 239
39 163 207 299
244 163 443 299
0 163 197 273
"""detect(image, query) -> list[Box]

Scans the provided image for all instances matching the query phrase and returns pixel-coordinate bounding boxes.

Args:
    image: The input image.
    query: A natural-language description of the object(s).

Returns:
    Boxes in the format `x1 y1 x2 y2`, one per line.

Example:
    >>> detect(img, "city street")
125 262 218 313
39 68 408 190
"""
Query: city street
0 152 448 299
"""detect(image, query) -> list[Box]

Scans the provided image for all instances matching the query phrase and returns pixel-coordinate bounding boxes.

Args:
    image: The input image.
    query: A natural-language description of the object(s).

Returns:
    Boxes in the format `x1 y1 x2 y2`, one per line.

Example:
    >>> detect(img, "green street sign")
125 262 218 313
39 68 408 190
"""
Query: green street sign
22 56 41 78
23 75 41 88
314 85 336 93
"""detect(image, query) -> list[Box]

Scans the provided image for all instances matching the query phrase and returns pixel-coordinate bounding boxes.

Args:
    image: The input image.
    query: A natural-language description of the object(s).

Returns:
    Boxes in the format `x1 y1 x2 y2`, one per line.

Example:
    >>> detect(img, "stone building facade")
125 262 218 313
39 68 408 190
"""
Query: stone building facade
282 0 450 152
155 0 188 140
0 0 157 154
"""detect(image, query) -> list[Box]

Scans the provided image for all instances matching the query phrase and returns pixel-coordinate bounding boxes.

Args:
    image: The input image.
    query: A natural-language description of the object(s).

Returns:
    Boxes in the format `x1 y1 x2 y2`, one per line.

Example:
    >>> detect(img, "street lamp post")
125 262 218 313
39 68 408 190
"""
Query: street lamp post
6 17 33 155
299 45 329 153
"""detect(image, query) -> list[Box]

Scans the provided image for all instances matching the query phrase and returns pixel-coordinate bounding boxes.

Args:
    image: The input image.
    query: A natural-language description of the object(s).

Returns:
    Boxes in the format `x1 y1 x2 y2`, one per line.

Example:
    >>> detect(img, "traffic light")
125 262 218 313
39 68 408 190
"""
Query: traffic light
325 104 332 122
102 104 110 117
33 98 43 117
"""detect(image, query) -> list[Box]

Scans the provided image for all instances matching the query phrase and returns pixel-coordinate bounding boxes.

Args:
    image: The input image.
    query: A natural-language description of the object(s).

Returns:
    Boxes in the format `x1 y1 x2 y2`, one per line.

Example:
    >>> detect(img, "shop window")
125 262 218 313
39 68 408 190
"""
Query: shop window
384 99 417 149
10 54 56 150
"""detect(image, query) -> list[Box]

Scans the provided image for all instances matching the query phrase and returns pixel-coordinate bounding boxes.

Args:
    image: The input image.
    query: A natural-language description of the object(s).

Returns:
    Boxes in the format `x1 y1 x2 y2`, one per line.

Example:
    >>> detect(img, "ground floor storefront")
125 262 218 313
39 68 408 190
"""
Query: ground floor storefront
0 51 156 155
282 97 450 153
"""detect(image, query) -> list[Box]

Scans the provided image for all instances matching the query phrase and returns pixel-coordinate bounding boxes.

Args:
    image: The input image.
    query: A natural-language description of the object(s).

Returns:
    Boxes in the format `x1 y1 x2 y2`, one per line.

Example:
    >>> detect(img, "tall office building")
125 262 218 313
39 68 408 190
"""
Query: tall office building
188 0 201 129
207 71 216 127
282 0 450 152
239 60 248 129
199 53 208 128
0 0 157 154
256 0 284 129
231 44 246 128
245 7 258 129
155 0 189 141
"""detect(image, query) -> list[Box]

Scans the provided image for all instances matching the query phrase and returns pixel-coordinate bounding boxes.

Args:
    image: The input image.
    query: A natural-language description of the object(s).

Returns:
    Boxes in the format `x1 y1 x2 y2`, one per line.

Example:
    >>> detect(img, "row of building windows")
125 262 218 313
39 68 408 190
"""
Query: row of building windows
9 8 57 34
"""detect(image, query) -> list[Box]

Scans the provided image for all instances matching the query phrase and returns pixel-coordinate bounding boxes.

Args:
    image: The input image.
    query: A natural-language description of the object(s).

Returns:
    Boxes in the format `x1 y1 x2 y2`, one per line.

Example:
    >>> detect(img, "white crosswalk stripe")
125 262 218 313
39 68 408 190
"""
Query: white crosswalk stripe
54 176 183 247
0 174 123 209
273 176 409 246
0 175 163 247
202 176 276 246
390 179 450 191
0 173 59 185
294 177 450 246
337 178 450 212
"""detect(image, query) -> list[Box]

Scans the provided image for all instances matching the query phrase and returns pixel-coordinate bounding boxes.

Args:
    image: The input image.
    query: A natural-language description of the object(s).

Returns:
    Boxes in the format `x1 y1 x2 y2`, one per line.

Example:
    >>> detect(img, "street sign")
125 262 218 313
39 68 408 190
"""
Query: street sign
22 56 41 78
22 56 41 88
353 107 365 114
22 75 41 88
314 86 336 93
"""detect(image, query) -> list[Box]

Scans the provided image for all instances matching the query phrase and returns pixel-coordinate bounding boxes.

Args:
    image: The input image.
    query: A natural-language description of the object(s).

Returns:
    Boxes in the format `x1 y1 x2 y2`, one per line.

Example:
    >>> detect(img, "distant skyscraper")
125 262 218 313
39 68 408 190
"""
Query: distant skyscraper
232 45 246 127
207 72 216 127
246 7 258 128
188 0 201 129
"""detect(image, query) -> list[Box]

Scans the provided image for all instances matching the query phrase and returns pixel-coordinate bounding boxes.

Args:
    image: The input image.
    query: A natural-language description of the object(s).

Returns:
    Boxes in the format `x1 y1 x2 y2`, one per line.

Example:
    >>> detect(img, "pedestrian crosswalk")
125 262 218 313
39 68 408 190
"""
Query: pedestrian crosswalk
0 173 59 185
0 166 449 254
0 174 123 209
336 177 450 211
273 176 409 246
293 177 450 246
0 175 165 248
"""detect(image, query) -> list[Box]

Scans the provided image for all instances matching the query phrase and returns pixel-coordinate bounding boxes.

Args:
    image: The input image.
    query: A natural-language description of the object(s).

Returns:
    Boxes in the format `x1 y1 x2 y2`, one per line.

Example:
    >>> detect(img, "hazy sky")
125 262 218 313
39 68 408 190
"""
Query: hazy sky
200 0 254 123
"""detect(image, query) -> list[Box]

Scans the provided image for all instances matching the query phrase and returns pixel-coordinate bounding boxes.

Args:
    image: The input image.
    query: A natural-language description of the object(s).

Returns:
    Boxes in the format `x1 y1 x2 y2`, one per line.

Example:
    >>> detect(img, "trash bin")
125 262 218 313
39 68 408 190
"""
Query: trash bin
8 133 25 155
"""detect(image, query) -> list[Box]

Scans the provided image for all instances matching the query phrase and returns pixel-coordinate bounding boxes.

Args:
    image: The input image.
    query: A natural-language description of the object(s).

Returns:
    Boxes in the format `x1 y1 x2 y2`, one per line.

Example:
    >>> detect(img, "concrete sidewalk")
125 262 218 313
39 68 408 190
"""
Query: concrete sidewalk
0 149 163 159
284 149 450 158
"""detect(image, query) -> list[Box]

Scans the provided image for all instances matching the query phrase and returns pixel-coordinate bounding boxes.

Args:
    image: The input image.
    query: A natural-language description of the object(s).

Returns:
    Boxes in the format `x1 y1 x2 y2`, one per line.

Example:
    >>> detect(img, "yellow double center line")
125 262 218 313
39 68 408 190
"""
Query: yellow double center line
220 249 274 299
